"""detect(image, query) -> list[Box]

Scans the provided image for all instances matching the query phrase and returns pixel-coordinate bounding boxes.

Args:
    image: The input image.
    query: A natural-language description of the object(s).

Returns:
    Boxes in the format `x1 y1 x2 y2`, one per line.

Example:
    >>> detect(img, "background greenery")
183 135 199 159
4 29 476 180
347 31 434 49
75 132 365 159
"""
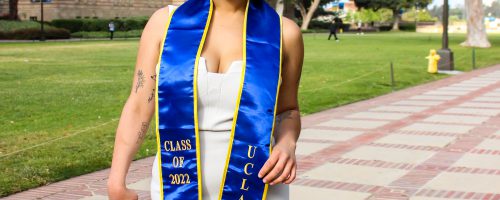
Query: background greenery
0 17 148 40
1 32 499 196
0 20 70 40
0 20 57 32
70 30 143 39
50 16 149 33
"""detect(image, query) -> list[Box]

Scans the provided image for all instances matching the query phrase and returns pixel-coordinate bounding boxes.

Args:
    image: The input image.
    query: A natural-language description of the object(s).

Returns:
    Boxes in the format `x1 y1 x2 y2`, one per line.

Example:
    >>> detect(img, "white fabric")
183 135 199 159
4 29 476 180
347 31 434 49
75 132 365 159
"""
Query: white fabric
151 55 289 199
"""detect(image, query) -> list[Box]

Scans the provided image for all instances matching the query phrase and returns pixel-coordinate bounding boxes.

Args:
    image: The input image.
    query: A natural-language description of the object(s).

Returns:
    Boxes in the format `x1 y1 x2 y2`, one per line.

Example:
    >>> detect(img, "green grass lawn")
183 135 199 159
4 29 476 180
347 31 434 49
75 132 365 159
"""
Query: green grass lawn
0 32 499 196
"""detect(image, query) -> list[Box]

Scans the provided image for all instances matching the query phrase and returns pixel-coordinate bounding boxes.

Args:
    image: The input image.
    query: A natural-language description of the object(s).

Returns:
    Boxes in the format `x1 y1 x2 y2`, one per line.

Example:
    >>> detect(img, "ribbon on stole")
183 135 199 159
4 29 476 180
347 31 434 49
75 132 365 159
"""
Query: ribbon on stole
155 0 282 199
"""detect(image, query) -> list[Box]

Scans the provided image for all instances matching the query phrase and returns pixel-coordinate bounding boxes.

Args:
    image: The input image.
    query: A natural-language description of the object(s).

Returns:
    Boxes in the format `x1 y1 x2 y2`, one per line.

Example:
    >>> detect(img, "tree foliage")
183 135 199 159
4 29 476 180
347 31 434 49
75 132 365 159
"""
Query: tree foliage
354 0 432 30
484 0 500 17
354 0 432 11
294 0 332 30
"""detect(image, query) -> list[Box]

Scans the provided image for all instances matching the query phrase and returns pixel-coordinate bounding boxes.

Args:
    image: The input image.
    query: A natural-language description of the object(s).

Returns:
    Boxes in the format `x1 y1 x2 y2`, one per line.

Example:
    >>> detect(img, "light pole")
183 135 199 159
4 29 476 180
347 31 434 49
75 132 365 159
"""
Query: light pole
437 0 454 71
414 5 419 31
40 0 45 41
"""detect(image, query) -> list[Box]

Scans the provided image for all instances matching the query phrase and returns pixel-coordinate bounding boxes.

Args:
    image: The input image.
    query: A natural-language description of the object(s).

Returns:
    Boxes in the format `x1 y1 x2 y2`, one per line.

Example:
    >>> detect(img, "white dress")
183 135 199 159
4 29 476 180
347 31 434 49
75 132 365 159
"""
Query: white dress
150 55 289 200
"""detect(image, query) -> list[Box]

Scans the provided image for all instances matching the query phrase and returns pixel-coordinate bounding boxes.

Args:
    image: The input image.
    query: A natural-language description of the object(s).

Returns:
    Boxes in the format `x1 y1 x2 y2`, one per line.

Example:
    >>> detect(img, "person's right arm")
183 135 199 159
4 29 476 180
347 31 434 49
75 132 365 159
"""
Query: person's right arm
107 6 172 200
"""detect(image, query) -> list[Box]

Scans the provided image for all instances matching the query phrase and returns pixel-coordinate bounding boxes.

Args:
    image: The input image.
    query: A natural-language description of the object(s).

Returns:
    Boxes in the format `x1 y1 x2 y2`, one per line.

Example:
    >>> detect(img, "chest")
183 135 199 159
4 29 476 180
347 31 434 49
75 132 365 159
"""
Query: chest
200 11 244 74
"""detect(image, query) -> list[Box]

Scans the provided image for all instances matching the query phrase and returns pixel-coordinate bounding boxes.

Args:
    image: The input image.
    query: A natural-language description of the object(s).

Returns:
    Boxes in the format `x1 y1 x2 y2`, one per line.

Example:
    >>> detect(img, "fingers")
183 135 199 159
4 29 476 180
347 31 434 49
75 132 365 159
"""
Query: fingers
283 163 296 184
263 150 290 183
259 148 298 185
270 159 293 185
262 154 287 183
258 150 280 179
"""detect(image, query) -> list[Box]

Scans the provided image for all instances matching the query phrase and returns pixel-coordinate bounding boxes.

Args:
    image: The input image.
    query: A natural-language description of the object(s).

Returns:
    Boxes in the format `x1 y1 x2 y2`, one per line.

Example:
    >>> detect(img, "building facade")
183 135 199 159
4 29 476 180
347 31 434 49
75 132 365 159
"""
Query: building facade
0 0 185 21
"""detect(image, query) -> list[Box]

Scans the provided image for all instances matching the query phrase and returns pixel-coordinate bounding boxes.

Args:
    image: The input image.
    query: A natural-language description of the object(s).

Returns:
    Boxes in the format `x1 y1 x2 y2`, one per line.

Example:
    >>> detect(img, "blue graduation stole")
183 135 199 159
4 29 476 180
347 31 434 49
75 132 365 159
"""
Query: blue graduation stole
155 0 282 199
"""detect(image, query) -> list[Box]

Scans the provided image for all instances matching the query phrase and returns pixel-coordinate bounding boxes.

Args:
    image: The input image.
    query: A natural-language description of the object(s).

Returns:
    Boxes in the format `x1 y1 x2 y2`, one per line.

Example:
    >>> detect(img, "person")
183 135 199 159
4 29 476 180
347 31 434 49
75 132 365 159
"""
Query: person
356 19 363 35
328 15 343 41
108 21 115 40
106 0 304 199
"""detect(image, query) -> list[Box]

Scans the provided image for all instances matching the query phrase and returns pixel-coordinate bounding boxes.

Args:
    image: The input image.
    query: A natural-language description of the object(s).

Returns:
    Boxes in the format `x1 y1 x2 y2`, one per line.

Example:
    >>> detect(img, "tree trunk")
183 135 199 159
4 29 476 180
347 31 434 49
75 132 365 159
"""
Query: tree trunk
392 9 401 31
266 0 278 9
275 0 284 15
283 0 295 19
8 0 19 20
294 1 307 20
300 0 320 30
461 0 491 48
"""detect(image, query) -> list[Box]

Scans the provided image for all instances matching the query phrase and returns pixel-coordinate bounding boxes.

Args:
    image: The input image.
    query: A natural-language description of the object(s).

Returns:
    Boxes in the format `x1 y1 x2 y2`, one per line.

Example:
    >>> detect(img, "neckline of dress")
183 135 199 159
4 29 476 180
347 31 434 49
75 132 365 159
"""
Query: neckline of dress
199 56 243 75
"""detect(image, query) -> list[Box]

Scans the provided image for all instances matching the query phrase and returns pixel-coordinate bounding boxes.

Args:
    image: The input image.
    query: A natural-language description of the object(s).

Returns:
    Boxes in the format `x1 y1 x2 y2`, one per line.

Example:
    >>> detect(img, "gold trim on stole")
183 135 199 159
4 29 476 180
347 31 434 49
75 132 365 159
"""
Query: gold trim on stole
261 15 284 200
217 0 250 199
155 5 179 200
193 0 215 199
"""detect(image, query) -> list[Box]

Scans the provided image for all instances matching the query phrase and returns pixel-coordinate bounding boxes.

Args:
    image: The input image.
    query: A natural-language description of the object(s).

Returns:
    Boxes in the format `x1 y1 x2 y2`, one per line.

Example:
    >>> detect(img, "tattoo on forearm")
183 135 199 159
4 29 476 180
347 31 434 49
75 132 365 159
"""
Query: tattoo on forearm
148 88 156 103
276 110 294 124
136 122 149 144
135 70 145 93
274 110 295 133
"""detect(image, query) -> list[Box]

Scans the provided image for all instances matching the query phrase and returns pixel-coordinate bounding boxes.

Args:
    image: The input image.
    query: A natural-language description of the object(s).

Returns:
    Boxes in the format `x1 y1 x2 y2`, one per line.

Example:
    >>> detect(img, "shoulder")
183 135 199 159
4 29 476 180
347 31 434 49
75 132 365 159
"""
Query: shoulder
281 17 303 56
148 5 174 28
142 5 176 42
281 17 302 46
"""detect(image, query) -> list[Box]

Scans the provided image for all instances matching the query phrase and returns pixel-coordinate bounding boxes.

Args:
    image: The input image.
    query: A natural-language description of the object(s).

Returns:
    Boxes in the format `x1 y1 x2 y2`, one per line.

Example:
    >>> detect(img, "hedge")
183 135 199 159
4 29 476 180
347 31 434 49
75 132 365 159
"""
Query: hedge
70 29 143 38
0 20 58 32
50 17 149 33
379 23 417 31
0 27 70 40
399 23 416 31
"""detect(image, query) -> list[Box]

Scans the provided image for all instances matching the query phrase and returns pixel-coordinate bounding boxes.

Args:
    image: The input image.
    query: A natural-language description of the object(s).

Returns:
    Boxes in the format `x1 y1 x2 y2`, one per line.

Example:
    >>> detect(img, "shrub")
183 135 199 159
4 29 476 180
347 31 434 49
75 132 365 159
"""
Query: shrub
70 29 143 38
297 19 330 30
399 23 416 31
50 19 84 32
377 23 416 32
0 27 70 40
121 18 143 31
308 20 331 30
81 19 109 32
379 25 393 31
0 20 58 32
50 17 149 33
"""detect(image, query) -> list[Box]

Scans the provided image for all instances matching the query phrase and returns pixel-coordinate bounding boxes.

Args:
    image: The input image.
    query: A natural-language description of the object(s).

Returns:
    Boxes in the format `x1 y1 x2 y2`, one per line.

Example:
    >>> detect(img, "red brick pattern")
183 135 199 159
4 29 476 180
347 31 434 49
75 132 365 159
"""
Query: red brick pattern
3 65 500 200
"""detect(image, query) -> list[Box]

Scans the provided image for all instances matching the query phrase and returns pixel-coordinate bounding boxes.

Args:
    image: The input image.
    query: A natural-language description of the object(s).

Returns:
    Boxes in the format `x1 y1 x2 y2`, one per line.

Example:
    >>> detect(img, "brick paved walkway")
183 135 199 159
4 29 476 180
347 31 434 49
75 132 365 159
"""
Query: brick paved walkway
3 64 500 200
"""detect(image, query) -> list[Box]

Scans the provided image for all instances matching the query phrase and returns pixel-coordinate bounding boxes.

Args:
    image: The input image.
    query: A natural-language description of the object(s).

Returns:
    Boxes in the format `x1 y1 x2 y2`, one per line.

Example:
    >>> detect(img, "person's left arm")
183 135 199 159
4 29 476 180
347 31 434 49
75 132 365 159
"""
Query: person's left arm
258 17 304 185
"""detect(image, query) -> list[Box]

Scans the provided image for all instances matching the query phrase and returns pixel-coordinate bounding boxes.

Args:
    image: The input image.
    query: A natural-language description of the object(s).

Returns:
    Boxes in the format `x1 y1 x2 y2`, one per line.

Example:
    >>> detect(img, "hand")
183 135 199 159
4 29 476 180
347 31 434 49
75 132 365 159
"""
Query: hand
258 140 297 185
107 184 138 200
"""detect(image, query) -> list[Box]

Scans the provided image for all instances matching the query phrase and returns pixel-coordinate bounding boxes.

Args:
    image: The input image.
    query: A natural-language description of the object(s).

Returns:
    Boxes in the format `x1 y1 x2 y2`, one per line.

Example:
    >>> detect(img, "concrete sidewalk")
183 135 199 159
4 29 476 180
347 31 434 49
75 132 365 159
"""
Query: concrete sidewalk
3 65 500 200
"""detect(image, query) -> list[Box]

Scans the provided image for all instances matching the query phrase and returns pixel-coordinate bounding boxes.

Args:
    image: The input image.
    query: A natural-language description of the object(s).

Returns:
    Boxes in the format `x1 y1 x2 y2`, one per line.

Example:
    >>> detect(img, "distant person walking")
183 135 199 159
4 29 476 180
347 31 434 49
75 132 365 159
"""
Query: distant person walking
108 21 115 40
356 20 364 35
328 16 343 42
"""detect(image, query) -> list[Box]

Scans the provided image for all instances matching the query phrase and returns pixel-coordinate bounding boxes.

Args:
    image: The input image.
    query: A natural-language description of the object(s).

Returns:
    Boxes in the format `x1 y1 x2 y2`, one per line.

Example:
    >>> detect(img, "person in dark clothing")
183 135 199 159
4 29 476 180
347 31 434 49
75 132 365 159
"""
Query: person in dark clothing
328 16 343 41
108 21 115 40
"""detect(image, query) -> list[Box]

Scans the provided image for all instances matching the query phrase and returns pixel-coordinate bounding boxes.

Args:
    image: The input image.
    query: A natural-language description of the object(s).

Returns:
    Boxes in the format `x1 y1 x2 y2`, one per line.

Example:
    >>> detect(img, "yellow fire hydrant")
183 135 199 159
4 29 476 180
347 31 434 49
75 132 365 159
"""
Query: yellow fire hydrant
426 49 440 74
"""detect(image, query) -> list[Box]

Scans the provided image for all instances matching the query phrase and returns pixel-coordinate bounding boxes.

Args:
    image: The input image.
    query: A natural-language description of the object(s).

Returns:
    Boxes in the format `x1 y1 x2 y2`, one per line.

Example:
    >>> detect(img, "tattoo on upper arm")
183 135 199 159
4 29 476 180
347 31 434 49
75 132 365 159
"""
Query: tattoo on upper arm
136 122 149 144
148 73 157 103
135 70 145 93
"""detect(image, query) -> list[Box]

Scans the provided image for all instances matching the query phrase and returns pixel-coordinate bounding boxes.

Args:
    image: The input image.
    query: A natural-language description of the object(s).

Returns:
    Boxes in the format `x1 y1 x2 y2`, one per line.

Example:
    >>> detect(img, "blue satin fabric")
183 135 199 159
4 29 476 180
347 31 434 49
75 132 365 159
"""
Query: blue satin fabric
220 1 281 199
157 0 281 199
